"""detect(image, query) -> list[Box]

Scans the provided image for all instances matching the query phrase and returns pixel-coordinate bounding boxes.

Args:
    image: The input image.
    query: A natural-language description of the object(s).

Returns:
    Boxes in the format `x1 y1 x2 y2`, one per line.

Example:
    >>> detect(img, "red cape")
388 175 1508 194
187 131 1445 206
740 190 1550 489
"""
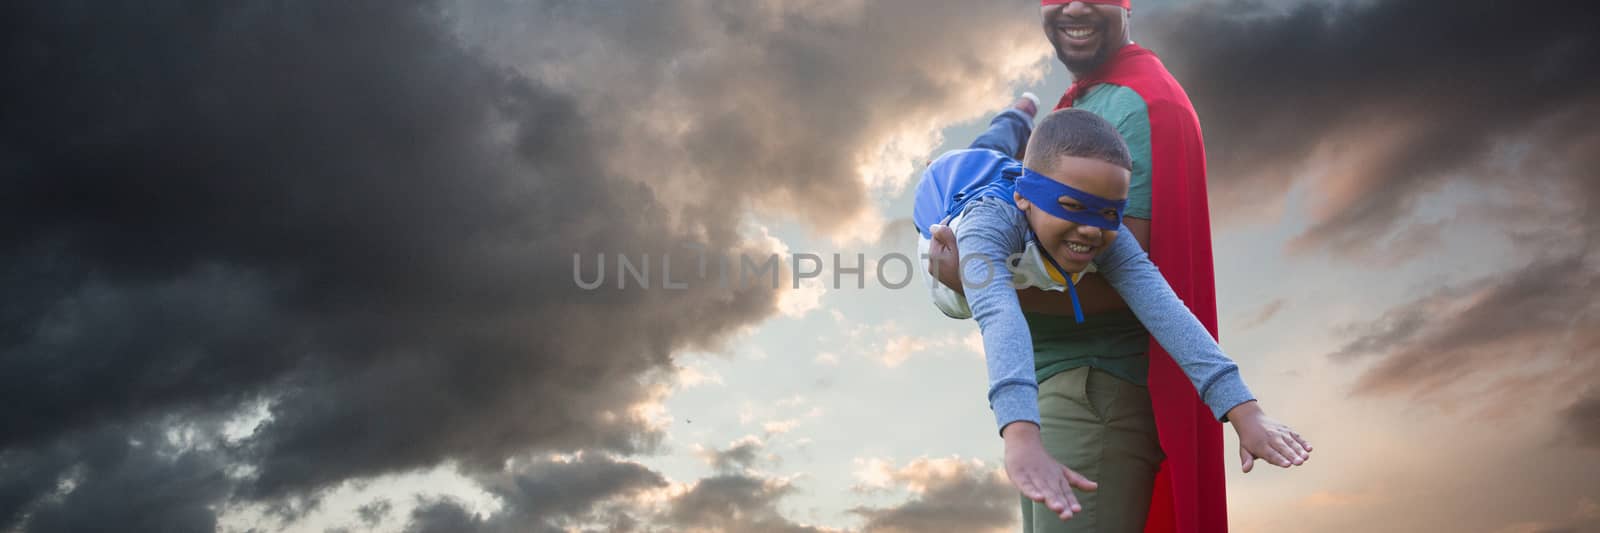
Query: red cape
1056 44 1227 533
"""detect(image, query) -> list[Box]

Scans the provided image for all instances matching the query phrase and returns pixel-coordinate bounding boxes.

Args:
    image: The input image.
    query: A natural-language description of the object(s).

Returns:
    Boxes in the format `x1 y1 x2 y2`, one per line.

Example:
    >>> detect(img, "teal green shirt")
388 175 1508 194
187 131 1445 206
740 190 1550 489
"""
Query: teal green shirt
1073 84 1153 219
1028 83 1155 387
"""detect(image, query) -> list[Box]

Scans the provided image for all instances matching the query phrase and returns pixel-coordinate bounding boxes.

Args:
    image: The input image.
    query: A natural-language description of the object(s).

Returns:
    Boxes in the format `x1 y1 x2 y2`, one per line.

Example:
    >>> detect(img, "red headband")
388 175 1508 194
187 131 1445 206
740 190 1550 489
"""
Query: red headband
1041 0 1130 9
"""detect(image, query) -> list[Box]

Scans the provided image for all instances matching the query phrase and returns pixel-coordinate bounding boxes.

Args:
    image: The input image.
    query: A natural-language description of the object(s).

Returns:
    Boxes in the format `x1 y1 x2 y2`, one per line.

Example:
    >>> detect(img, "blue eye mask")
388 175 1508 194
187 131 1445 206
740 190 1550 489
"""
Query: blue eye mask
1015 168 1127 230
1014 167 1128 323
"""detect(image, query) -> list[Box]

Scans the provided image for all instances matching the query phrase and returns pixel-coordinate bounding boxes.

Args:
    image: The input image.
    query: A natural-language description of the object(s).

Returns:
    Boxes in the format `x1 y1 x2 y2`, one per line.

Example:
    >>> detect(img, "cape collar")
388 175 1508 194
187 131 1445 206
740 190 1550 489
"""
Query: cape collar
1056 43 1155 109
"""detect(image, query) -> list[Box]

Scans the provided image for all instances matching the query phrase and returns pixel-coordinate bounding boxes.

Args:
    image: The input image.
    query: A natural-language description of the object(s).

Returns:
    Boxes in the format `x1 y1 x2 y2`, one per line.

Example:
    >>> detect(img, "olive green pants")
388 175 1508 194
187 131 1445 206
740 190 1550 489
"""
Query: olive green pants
1020 367 1165 533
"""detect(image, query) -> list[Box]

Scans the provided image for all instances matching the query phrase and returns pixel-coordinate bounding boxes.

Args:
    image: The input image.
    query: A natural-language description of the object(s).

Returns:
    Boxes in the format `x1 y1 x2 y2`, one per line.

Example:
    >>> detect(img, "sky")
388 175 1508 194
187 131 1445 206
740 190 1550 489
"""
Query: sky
1 0 1597 532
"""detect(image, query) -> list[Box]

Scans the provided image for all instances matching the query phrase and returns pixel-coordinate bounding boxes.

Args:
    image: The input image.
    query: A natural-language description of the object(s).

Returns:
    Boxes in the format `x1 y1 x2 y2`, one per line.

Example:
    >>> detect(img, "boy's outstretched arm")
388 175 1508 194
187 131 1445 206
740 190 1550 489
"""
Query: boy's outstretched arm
1224 400 1314 472
1093 228 1314 471
957 197 1096 521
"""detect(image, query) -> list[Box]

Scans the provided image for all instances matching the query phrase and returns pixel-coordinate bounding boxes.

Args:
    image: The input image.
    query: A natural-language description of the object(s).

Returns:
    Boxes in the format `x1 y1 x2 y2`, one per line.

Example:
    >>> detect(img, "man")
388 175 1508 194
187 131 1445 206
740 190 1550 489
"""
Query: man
927 2 1307 531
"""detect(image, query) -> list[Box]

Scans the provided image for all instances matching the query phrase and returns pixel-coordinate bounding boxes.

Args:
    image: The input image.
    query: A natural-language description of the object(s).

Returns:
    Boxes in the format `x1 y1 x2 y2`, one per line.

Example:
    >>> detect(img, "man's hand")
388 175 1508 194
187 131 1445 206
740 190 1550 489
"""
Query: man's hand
1226 401 1313 473
927 224 964 295
1002 422 1098 521
925 219 1157 316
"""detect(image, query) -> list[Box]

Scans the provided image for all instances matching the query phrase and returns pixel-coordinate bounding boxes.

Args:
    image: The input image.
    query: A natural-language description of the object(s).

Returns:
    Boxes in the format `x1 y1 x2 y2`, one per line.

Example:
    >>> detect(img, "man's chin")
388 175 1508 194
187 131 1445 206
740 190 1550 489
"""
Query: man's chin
1060 49 1109 76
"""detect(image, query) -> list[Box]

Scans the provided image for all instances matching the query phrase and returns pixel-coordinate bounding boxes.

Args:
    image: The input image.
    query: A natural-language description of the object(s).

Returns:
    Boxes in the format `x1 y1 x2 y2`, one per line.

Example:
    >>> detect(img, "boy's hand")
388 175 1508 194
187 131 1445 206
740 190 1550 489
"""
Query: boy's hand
927 224 963 294
1226 401 1313 473
1002 422 1098 521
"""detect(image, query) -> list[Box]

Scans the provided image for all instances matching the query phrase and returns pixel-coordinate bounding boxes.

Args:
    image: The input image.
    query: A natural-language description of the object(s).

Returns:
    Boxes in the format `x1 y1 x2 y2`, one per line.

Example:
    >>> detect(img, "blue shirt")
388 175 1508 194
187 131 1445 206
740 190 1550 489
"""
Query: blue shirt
954 191 1255 435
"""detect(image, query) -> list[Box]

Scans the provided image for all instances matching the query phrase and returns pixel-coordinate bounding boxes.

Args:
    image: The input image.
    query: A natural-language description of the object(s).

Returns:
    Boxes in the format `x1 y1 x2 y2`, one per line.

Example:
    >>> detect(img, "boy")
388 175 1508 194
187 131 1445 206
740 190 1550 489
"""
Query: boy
913 99 1311 530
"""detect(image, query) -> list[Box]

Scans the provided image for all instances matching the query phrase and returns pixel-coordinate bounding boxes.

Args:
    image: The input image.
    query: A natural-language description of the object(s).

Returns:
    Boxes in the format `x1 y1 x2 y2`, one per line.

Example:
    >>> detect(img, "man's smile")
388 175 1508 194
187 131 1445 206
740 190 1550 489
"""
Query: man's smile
1057 22 1102 46
1061 26 1097 40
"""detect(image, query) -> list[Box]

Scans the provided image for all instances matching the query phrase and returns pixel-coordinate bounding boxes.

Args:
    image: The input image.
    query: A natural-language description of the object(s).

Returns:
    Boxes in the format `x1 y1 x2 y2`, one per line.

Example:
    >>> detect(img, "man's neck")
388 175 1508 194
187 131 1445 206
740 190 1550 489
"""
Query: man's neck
1067 40 1133 79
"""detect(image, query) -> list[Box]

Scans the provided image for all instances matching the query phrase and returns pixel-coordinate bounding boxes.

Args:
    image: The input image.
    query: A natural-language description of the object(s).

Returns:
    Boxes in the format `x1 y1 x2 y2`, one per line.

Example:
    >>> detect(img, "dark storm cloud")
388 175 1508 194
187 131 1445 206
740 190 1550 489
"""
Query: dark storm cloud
1326 254 1600 448
452 0 1047 236
356 499 393 528
1141 0 1600 256
1326 287 1458 362
403 500 483 533
1134 0 1600 455
848 458 1016 533
3 0 1053 528
400 455 832 533
401 454 667 533
1 424 233 533
0 443 73 527
476 454 668 530
1 0 776 527
1558 389 1600 451
663 475 827 533
700 436 767 474
1330 256 1599 392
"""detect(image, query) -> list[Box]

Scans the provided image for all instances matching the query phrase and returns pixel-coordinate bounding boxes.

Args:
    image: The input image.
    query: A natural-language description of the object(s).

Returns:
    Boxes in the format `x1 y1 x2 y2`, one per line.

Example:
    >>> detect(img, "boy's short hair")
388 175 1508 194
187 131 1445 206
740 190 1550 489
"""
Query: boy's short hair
1024 108 1133 171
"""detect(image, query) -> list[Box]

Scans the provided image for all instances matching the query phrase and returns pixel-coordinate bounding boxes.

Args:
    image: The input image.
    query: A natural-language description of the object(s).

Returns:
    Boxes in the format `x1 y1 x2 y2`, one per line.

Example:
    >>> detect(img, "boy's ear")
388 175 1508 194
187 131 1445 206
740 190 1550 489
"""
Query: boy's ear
1013 191 1030 211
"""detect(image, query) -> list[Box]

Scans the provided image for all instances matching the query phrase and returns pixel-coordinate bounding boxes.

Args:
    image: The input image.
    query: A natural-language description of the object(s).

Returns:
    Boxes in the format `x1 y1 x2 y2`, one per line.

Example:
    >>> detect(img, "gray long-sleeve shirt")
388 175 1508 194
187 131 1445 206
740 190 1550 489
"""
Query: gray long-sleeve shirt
956 195 1254 435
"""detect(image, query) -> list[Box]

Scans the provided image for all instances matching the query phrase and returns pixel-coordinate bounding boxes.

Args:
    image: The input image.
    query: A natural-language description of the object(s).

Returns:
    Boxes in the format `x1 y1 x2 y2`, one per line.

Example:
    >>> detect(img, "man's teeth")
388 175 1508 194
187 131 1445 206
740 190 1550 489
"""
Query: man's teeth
1066 242 1091 253
1065 28 1095 39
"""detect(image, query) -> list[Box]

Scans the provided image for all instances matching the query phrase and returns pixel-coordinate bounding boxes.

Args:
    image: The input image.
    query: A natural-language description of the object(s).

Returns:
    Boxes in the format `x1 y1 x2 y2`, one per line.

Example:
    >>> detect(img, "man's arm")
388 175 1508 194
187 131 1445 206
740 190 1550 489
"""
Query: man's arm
1015 217 1148 315
928 216 1149 315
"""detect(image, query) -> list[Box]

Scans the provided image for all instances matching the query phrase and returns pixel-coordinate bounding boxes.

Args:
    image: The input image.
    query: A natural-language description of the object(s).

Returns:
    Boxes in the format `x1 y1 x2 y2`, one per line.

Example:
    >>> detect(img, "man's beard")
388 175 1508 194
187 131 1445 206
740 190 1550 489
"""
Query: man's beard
1060 44 1113 76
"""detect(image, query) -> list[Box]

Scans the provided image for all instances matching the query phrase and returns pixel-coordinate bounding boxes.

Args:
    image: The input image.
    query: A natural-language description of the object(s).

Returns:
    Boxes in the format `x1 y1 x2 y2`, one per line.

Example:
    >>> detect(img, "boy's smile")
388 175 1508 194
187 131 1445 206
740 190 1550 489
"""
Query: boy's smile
1015 155 1130 273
